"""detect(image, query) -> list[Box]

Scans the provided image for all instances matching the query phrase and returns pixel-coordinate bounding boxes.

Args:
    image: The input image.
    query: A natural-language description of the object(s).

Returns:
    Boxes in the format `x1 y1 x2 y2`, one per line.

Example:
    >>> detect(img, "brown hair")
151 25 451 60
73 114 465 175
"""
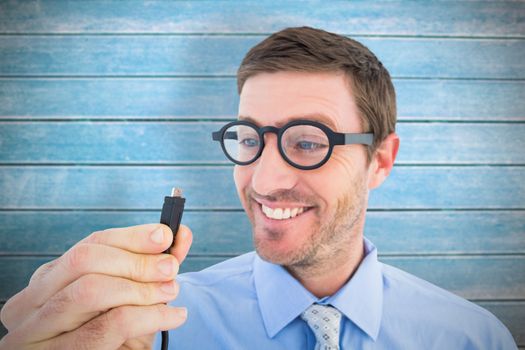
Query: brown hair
237 26 396 159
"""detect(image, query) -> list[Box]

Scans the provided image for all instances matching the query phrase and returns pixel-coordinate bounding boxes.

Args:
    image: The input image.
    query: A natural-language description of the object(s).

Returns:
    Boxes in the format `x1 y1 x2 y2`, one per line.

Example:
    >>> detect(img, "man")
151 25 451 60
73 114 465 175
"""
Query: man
0 27 517 349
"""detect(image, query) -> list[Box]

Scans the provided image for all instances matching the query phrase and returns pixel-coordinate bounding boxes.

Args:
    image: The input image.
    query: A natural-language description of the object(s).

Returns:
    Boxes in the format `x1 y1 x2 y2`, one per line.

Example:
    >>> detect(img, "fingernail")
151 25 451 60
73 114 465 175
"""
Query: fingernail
157 257 174 276
150 227 164 244
178 307 188 319
160 280 177 294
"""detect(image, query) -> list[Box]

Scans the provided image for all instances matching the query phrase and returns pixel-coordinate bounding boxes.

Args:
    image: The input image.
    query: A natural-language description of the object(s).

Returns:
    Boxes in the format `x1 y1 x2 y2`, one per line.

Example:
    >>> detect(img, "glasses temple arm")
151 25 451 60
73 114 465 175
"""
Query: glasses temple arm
344 133 374 145
212 131 238 141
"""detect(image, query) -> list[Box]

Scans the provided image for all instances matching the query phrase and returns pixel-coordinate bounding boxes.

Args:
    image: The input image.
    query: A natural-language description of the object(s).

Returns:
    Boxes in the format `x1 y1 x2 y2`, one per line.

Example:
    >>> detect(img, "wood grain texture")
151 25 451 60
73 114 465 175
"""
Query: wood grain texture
0 1 523 36
480 301 525 345
1 36 523 79
1 122 523 164
1 211 524 256
1 79 524 120
0 166 524 209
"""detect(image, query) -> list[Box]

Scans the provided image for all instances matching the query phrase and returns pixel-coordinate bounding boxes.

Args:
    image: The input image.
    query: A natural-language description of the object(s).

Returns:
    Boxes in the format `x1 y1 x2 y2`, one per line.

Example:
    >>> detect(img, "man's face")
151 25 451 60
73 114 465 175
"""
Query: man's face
234 71 372 269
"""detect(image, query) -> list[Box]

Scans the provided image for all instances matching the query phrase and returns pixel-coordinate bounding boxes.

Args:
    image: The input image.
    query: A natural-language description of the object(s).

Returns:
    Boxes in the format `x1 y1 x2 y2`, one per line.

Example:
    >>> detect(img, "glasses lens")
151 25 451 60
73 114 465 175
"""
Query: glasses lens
282 125 330 167
222 123 261 163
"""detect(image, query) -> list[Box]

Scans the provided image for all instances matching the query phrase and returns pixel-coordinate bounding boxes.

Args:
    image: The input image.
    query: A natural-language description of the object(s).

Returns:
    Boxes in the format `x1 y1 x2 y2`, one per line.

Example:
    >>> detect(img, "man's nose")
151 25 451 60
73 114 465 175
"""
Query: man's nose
251 133 298 196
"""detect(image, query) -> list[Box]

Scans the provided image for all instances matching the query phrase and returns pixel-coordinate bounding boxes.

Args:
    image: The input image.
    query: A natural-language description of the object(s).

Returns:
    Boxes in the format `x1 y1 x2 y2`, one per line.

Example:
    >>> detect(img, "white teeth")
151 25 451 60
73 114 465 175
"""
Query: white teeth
261 204 307 220
262 205 272 217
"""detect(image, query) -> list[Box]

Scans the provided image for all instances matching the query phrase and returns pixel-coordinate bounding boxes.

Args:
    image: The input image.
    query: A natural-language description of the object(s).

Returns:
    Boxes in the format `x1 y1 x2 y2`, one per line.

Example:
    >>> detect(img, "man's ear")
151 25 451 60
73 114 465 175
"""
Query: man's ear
367 133 400 190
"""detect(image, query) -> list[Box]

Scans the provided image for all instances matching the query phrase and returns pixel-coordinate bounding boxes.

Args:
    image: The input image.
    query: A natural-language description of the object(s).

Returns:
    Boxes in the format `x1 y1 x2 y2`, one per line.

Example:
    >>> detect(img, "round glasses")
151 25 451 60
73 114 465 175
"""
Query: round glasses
212 119 374 170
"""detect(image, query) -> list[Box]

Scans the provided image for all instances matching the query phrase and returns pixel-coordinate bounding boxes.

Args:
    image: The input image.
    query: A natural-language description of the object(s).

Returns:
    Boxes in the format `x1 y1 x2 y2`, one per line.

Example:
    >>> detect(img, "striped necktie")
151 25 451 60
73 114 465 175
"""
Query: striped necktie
301 304 342 350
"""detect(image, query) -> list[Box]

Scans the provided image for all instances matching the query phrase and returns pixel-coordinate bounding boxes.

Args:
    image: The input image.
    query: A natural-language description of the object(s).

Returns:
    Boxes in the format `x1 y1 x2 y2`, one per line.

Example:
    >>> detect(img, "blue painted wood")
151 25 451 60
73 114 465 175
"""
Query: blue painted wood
0 78 239 119
372 166 525 209
0 1 523 36
0 79 523 120
1 36 523 79
1 211 524 255
0 255 523 301
386 256 525 300
396 123 525 164
480 301 525 345
1 122 523 164
0 166 524 209
365 211 525 255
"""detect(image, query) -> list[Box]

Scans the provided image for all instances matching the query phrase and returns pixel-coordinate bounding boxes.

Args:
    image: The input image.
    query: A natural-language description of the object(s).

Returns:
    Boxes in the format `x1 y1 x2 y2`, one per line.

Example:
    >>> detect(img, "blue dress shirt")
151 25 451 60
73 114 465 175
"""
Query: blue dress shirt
156 239 517 349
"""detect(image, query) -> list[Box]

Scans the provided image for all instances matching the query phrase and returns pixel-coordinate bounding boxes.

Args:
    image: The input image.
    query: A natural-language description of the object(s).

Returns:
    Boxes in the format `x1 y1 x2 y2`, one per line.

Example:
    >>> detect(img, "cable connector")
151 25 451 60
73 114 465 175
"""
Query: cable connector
160 187 186 253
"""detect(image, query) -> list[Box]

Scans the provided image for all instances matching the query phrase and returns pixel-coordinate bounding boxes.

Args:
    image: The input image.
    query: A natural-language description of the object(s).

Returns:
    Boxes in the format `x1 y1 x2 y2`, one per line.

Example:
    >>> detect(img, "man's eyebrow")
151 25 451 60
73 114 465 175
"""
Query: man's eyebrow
291 113 337 129
238 113 337 129
238 115 258 124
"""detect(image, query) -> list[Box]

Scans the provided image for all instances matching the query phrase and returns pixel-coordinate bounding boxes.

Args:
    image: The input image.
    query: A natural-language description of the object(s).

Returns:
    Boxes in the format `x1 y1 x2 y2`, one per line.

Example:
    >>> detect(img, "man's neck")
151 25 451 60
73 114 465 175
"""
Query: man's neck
286 238 365 298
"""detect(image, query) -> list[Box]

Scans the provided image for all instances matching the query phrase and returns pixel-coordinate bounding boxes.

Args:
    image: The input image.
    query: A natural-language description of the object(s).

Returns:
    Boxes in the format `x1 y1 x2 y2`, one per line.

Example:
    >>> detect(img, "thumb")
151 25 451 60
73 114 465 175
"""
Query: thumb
169 224 193 265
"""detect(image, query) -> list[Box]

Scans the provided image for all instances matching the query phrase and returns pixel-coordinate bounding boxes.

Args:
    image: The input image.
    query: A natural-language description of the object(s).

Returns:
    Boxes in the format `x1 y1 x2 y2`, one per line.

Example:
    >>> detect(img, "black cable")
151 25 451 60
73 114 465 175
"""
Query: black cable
161 330 169 350
159 188 186 350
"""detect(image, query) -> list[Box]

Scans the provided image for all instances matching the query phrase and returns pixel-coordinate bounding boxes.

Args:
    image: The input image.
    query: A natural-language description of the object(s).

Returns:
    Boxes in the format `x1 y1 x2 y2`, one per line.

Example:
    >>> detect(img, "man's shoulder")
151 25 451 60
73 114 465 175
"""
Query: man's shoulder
170 252 257 316
380 262 516 348
381 261 489 315
177 251 256 290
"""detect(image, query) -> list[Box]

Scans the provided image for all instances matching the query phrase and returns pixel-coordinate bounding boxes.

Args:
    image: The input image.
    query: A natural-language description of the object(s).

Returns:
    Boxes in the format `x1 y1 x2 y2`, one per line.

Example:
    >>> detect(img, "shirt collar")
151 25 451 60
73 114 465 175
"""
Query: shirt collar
253 253 317 338
253 238 383 340
327 238 383 340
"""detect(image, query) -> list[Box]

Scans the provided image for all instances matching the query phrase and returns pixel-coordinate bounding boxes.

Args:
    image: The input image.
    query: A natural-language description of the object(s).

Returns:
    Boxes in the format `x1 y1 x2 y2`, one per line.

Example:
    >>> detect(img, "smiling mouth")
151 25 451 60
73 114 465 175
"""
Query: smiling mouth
260 203 312 220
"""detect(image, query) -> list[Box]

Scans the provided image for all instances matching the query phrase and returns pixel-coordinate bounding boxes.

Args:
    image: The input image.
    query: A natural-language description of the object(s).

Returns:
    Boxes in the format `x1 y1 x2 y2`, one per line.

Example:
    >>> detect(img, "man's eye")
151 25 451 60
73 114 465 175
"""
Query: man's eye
295 141 326 151
240 138 259 147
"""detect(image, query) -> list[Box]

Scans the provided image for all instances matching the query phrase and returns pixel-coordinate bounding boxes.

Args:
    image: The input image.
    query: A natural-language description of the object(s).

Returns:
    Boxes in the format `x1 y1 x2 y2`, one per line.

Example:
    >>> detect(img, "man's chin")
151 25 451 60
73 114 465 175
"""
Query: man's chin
255 247 293 266
254 235 305 266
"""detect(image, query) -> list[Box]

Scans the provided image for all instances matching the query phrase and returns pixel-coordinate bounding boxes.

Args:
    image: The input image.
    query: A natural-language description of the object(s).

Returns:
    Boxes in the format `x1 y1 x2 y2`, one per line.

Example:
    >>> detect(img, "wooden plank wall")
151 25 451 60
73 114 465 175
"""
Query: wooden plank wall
0 1 524 345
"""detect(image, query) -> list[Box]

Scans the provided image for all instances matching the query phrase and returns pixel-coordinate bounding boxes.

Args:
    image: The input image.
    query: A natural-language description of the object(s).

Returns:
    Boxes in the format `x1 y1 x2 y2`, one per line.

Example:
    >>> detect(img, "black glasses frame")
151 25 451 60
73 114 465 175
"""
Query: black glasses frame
212 119 374 170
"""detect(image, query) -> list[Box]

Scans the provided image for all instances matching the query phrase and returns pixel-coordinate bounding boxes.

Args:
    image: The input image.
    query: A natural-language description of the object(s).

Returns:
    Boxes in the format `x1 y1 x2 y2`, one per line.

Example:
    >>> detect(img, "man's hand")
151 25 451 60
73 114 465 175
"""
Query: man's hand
0 223 193 350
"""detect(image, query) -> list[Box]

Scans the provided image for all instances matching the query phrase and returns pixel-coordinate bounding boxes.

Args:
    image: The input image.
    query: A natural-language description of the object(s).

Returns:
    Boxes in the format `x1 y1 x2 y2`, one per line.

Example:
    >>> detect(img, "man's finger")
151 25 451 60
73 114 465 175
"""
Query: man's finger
0 256 60 331
15 246 177 317
82 223 174 254
3 225 179 328
49 304 187 350
14 274 180 341
169 225 193 264
1 223 191 337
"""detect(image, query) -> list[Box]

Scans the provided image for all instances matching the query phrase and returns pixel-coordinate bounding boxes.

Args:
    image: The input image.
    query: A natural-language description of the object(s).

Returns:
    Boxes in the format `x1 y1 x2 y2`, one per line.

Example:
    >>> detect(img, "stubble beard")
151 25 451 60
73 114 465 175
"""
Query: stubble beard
251 175 368 275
